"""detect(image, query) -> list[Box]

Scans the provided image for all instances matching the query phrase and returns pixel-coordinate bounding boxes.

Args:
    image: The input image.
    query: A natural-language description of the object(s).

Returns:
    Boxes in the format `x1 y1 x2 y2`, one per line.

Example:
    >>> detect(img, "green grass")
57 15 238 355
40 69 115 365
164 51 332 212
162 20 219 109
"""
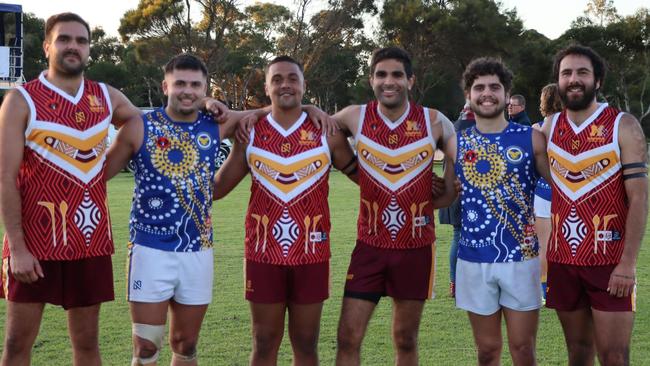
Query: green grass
0 171 648 365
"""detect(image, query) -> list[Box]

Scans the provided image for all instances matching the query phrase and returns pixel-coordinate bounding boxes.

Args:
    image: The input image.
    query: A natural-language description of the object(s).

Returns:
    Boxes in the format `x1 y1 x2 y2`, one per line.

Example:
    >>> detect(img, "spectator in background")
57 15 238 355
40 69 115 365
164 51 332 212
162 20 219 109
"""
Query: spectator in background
508 94 531 126
439 100 475 297
532 83 562 303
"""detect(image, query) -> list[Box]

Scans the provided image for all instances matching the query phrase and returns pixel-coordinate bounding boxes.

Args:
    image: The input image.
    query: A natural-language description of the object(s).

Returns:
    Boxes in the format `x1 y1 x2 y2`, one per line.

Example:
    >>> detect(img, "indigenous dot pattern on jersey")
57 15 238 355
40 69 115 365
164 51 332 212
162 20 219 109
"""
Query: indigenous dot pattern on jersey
2 73 113 260
547 103 627 266
129 109 220 252
245 113 332 266
355 101 438 250
456 123 538 263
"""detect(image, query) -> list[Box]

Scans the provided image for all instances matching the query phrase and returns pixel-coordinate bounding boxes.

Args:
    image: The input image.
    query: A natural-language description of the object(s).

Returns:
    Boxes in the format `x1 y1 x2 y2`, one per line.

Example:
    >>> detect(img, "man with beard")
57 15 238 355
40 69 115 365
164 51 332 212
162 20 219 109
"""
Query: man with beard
105 53 238 366
214 56 358 365
541 44 647 366
0 13 144 365
444 57 550 365
332 47 457 366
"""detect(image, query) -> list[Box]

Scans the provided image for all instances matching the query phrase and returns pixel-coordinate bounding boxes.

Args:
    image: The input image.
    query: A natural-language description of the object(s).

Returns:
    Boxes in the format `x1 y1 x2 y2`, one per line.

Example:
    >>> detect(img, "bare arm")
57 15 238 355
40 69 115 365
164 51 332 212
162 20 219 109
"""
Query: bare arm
0 90 43 282
107 85 142 128
327 130 358 184
608 113 648 297
532 128 551 182
213 139 249 200
332 104 362 137
105 115 144 180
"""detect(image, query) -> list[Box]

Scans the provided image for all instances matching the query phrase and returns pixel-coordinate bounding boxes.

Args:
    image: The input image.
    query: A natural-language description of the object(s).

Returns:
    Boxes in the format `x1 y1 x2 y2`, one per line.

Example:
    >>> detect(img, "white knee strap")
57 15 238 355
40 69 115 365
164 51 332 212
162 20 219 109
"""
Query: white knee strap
132 323 165 365
173 350 198 363
131 350 159 366
132 323 165 349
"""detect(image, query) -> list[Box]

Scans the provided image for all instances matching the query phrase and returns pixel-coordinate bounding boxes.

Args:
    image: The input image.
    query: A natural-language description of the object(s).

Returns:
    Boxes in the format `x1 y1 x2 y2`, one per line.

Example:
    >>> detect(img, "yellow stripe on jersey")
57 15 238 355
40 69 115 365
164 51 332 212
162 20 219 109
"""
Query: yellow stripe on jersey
357 141 434 184
249 152 329 194
548 149 620 193
27 128 108 173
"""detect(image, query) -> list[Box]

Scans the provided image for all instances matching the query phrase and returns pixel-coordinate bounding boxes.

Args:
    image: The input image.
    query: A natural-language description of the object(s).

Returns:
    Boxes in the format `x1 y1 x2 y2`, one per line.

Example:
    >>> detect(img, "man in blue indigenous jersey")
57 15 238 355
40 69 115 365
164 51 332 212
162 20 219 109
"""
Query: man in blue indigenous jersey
443 57 551 366
105 53 238 366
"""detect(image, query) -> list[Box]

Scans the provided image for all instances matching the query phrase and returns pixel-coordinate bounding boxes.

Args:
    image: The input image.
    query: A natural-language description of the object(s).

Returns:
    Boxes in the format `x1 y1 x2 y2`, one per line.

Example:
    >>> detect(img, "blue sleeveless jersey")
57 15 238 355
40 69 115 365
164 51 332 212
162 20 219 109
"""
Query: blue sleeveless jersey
129 108 220 252
456 123 539 263
533 121 552 201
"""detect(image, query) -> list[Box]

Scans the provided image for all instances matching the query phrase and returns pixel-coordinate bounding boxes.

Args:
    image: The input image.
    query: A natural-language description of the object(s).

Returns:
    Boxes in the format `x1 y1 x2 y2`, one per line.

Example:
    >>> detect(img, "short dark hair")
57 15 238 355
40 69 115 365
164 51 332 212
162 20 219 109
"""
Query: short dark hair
462 57 513 92
510 94 526 106
45 13 91 41
164 53 208 77
552 44 607 89
370 47 413 78
265 55 304 75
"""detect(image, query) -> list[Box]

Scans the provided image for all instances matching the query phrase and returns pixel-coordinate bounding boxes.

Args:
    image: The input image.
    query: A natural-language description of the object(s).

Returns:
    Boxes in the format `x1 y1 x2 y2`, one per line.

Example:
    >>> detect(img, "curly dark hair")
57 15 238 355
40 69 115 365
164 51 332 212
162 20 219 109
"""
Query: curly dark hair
462 57 513 93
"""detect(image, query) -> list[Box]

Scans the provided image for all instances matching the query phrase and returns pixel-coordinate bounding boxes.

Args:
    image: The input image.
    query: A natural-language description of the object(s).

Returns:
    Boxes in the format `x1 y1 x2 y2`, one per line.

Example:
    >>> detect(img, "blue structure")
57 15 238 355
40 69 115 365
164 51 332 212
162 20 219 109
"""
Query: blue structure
0 3 24 89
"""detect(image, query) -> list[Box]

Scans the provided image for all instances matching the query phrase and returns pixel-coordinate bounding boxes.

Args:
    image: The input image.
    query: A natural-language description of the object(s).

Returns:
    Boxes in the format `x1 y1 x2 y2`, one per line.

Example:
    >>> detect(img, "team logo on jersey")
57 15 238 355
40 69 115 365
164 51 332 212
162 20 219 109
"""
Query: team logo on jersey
299 129 317 146
75 111 86 124
505 146 524 164
87 95 105 113
405 120 423 138
281 143 291 153
388 134 399 145
196 132 212 150
588 124 606 143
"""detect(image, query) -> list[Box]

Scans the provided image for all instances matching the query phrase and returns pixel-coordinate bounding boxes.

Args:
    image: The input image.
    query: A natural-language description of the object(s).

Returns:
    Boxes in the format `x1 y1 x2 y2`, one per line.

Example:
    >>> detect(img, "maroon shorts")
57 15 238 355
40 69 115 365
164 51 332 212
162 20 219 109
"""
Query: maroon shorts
245 260 329 304
344 240 436 303
1 255 114 310
546 262 635 312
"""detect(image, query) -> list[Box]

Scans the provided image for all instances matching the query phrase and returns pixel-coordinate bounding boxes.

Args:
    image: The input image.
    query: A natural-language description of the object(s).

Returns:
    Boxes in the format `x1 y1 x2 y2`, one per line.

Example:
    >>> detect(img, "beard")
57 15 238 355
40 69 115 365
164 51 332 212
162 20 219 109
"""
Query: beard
54 51 86 76
560 82 597 111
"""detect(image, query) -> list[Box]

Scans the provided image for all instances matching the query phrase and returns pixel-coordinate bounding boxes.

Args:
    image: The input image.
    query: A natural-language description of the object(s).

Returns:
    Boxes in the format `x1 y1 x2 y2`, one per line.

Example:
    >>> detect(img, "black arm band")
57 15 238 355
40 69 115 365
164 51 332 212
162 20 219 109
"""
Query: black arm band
341 156 358 172
623 172 648 180
345 165 358 176
622 162 647 170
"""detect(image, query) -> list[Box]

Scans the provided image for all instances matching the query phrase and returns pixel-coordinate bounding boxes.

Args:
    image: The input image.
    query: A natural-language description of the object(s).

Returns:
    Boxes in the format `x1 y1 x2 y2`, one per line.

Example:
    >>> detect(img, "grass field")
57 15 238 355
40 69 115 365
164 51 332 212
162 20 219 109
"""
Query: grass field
0 171 648 365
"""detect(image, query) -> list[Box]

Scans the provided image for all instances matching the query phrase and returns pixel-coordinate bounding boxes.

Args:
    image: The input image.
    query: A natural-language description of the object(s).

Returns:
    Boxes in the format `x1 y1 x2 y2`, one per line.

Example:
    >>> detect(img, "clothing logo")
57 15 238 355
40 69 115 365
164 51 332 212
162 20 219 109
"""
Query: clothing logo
196 132 212 150
87 95 105 113
388 134 399 145
405 120 423 138
572 139 580 150
299 129 317 146
281 143 292 153
133 280 142 290
588 124 606 143
75 111 86 124
505 146 524 164
487 144 498 153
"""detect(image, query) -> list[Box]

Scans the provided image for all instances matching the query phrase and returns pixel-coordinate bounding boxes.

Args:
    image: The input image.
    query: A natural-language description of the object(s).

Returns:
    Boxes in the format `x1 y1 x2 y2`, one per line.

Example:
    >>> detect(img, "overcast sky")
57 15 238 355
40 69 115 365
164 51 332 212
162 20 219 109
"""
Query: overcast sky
10 0 649 40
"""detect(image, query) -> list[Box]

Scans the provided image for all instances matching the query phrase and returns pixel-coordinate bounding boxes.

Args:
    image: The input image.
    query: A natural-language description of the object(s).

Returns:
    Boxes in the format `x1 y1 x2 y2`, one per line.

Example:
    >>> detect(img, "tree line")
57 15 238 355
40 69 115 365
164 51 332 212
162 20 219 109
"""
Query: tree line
16 0 650 133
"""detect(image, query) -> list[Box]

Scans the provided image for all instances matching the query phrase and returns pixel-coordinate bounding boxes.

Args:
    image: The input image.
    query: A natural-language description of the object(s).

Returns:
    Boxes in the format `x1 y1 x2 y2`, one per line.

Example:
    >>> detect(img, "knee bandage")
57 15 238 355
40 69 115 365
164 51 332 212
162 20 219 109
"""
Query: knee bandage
131 323 165 365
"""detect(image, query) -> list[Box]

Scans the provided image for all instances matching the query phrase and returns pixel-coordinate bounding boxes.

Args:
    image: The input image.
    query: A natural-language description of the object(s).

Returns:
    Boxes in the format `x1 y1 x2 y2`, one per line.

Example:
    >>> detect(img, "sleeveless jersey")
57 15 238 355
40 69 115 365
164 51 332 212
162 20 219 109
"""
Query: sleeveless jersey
3 72 113 260
547 103 627 266
534 122 552 201
245 112 331 265
456 123 538 263
356 101 437 250
129 109 220 252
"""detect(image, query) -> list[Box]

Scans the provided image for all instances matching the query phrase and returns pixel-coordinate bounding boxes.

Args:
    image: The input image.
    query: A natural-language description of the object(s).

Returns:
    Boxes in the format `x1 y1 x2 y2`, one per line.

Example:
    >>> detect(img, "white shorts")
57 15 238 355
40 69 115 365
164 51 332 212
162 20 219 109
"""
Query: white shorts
534 195 551 218
455 257 541 315
127 244 214 305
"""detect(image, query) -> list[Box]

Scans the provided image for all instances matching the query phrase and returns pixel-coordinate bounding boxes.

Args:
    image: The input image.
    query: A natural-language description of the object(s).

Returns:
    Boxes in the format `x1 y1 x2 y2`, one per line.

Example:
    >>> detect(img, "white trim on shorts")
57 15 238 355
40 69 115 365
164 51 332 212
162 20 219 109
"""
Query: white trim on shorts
455 257 541 315
534 195 551 218
127 244 214 305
